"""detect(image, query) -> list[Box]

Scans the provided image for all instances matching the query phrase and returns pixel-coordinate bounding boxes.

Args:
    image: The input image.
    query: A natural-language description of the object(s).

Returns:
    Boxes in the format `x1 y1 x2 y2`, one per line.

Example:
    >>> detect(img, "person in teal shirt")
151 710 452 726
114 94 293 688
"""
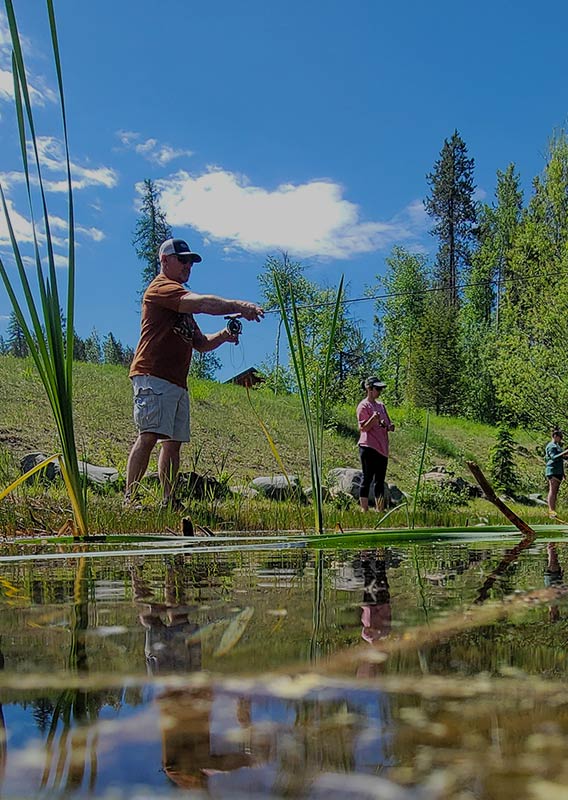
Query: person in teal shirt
545 429 567 517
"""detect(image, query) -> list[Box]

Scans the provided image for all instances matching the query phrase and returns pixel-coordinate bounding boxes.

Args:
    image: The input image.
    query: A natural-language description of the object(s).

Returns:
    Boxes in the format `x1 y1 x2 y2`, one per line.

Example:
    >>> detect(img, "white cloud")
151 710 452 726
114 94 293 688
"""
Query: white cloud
77 225 105 242
156 168 425 259
0 195 35 245
0 14 57 107
0 137 118 192
117 129 193 166
0 69 12 101
47 213 105 243
0 200 104 261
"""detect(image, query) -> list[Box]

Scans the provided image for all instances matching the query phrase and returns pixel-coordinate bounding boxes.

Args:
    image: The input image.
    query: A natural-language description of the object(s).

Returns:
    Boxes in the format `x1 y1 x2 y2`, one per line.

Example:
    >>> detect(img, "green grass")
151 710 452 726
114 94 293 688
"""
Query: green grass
0 354 557 535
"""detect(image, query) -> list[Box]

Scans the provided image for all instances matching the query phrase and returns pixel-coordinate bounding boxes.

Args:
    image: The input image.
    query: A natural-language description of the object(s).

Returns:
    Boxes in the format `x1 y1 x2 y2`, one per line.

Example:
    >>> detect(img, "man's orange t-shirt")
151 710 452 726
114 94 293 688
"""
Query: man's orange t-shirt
129 274 202 389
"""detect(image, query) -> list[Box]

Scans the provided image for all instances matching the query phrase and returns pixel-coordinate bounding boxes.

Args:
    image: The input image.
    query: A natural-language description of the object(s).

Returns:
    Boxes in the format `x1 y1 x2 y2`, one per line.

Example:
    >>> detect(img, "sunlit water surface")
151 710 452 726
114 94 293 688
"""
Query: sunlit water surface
0 536 567 798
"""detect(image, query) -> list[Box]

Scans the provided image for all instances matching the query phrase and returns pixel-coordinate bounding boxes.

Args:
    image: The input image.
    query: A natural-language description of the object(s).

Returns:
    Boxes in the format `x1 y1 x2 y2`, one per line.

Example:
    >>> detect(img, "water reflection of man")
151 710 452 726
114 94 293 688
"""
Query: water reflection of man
131 561 201 674
131 560 259 790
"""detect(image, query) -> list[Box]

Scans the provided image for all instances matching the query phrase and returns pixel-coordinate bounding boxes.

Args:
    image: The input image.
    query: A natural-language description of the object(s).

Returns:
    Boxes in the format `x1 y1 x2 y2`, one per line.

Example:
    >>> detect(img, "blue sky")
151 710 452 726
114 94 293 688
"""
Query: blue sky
0 0 567 379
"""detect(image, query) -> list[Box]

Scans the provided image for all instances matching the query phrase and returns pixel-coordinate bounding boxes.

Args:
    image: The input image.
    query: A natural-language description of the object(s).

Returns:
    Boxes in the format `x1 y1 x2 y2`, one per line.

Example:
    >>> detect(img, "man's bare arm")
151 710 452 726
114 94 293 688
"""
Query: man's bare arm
193 328 237 353
178 292 264 321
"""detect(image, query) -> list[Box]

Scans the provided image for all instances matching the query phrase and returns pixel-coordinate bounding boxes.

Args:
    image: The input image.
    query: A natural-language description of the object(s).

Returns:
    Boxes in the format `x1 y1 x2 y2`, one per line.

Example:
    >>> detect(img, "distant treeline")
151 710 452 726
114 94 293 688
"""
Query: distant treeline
369 128 568 433
259 129 568 434
0 311 133 366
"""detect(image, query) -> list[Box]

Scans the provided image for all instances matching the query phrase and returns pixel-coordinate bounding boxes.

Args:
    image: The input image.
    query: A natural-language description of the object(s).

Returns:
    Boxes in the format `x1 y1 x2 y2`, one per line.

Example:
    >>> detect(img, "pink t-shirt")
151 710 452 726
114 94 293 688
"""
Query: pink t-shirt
357 398 392 457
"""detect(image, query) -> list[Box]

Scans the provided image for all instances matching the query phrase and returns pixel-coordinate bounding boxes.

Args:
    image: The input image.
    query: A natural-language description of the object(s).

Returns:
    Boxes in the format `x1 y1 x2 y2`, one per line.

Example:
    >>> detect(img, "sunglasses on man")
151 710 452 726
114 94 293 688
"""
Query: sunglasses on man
174 254 193 265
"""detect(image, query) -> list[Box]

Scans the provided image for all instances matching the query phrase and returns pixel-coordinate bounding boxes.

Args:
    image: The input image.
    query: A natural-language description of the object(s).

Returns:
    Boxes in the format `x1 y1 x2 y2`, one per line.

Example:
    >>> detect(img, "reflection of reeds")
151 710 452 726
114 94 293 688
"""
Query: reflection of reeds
40 556 101 793
274 276 344 534
0 1 87 536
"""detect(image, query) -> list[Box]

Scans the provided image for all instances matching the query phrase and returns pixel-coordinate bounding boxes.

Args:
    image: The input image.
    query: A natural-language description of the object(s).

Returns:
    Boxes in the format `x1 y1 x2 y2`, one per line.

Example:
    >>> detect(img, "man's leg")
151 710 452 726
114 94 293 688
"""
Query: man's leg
125 432 160 502
159 439 182 503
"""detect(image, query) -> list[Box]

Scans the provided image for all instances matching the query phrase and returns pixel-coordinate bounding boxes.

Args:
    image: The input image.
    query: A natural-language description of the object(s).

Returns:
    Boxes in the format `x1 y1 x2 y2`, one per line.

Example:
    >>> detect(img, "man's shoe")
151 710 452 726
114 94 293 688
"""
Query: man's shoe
122 495 144 511
161 497 185 513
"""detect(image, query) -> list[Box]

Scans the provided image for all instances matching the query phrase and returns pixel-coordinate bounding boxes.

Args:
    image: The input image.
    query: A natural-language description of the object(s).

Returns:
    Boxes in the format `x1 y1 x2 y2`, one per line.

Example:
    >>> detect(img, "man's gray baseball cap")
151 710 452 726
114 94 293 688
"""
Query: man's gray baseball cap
159 238 202 263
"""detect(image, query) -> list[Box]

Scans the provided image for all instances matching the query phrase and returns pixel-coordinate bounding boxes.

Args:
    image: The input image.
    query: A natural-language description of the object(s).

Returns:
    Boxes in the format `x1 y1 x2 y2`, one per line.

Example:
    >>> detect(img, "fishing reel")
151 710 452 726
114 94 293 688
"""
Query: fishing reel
224 314 243 344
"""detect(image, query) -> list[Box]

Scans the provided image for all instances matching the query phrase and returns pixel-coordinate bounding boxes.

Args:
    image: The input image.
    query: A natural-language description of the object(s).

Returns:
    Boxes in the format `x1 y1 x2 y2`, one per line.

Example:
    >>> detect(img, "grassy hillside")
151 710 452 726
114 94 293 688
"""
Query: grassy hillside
0 355 553 534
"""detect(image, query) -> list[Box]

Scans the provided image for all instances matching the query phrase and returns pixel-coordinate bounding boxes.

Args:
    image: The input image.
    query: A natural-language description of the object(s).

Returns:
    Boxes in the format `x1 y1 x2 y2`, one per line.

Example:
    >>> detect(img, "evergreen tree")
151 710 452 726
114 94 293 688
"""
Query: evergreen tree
425 130 477 306
83 328 102 363
121 345 135 366
132 178 172 293
73 330 87 361
102 332 124 365
413 292 461 415
458 205 499 421
31 698 54 734
488 425 519 495
493 163 523 323
0 334 8 355
491 133 568 426
6 310 29 357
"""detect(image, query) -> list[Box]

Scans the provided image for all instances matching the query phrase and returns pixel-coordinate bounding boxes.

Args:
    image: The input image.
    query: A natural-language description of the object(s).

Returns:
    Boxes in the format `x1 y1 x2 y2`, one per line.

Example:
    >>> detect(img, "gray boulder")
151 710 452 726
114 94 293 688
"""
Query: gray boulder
528 493 547 507
327 467 399 507
387 483 406 505
251 475 305 502
20 452 118 486
327 467 363 498
422 466 480 498
230 485 260 499
304 485 332 503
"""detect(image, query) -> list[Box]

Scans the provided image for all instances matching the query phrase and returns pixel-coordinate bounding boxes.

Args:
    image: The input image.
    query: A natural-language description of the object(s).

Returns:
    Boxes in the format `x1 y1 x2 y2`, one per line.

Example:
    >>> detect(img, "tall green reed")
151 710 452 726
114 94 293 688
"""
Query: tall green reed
274 275 344 534
0 0 87 535
411 411 430 529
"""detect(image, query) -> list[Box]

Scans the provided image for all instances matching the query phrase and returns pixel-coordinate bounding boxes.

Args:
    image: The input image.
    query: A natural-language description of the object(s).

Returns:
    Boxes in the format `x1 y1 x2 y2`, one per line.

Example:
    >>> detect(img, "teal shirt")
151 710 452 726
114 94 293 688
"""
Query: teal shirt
545 441 565 478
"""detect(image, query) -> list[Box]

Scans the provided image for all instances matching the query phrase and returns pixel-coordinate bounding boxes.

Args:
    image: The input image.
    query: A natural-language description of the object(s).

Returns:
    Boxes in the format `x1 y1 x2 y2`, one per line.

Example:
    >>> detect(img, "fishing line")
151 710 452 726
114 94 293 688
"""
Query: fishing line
260 264 568 316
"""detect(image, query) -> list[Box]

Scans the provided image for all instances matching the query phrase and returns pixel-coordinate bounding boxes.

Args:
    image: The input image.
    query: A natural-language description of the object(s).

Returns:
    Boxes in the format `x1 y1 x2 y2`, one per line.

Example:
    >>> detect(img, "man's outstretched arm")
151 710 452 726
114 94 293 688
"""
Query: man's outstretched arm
178 291 264 321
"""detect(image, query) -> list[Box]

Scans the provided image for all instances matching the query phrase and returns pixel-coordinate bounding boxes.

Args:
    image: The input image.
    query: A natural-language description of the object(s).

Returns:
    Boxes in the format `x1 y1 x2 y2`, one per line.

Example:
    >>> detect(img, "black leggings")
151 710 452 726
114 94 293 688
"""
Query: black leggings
359 446 388 500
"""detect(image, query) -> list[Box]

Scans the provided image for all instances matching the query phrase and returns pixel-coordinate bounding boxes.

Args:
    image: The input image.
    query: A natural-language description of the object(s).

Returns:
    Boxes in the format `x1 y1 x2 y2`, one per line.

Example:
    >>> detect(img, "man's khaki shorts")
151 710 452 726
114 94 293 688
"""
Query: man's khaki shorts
132 375 190 442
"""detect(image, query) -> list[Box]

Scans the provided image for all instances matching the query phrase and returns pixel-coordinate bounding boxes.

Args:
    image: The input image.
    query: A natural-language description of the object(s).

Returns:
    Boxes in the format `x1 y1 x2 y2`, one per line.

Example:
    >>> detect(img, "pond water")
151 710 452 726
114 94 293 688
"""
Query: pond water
0 534 568 799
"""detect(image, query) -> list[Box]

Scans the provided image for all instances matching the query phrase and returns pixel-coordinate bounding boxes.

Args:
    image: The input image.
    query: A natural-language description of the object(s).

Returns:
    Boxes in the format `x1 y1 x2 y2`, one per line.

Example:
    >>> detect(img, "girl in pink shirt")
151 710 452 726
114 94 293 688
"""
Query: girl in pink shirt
356 377 395 512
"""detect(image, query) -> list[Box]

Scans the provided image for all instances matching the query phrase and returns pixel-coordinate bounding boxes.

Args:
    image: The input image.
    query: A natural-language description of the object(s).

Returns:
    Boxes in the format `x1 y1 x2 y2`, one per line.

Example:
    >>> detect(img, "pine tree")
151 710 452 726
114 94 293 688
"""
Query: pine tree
102 332 124 365
488 425 519 495
132 178 172 293
493 163 523 323
491 133 568 426
83 328 102 363
425 130 477 306
6 311 29 357
413 292 461 415
73 330 87 361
